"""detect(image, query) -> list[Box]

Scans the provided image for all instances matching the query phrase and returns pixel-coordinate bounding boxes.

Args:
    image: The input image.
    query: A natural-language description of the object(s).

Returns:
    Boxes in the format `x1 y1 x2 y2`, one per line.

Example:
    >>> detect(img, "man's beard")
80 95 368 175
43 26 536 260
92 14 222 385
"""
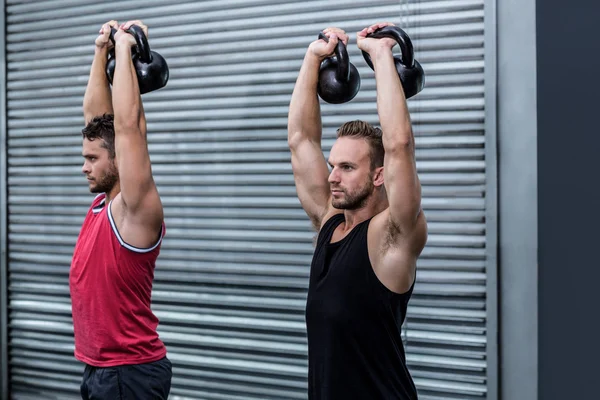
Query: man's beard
331 180 374 210
90 164 119 194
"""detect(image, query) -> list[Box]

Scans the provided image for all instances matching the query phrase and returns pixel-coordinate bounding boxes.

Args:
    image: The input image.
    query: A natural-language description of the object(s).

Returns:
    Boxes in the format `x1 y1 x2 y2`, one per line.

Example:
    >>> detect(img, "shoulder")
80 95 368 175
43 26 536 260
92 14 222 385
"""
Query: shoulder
317 210 344 232
312 212 344 246
316 211 345 237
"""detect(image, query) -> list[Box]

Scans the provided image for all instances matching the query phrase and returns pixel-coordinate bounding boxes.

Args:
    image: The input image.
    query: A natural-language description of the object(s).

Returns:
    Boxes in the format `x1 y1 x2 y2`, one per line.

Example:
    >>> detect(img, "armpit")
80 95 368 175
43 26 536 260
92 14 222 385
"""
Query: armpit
382 217 402 253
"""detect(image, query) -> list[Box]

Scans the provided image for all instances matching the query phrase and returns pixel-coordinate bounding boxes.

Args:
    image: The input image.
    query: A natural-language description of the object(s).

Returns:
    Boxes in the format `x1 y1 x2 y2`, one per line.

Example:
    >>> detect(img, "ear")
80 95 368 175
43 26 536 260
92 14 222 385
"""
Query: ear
373 166 384 187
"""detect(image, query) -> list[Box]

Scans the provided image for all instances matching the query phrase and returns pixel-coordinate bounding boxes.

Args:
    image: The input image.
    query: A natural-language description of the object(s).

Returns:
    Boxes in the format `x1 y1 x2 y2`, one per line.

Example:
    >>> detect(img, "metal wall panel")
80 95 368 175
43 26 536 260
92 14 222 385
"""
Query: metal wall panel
483 0 498 398
1 1 10 398
5 0 492 399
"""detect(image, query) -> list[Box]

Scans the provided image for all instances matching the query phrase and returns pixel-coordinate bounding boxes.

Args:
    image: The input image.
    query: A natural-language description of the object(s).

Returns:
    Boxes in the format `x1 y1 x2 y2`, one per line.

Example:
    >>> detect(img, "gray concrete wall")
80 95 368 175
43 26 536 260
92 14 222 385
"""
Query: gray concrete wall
497 0 539 398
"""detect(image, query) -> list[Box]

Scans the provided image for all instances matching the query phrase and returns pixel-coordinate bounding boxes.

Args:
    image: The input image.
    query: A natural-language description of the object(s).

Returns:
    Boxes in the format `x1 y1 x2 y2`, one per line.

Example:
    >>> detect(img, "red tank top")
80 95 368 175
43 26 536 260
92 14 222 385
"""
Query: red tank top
69 193 167 367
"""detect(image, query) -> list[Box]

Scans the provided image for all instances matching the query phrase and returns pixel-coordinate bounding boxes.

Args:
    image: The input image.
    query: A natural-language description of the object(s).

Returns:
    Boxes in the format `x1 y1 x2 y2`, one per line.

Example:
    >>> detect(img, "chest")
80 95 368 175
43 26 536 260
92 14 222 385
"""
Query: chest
71 211 118 277
307 235 386 323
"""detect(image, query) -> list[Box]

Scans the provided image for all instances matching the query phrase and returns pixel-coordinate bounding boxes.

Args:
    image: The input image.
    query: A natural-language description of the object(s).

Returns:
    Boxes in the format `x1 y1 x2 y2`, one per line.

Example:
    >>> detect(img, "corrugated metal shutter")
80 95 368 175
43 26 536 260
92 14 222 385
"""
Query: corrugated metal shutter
6 0 490 399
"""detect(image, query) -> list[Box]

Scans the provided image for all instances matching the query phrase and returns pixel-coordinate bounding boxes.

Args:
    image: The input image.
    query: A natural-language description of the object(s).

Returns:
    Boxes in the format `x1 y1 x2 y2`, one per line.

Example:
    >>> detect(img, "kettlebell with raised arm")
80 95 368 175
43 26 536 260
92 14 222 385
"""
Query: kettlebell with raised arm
361 25 424 99
316 32 361 104
106 25 169 94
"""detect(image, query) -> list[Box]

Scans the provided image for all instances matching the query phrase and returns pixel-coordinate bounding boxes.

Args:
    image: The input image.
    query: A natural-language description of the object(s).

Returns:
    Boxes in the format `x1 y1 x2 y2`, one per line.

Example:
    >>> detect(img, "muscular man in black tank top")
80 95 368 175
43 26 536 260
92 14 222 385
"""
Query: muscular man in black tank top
287 23 428 399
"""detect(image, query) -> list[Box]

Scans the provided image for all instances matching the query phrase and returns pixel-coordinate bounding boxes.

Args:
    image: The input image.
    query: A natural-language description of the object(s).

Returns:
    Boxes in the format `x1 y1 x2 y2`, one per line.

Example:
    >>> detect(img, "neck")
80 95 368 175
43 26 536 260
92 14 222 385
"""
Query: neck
105 181 121 204
341 188 388 231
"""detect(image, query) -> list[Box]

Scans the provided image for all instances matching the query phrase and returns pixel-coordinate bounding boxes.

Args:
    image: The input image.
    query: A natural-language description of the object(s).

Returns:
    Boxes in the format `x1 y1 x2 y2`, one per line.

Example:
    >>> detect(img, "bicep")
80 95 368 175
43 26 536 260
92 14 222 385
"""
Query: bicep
383 143 422 233
290 138 332 229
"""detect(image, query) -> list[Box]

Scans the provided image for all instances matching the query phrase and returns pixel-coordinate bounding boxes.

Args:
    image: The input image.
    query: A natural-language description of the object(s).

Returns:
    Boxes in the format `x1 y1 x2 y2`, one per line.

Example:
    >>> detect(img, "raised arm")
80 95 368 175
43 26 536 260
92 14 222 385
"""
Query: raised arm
358 23 423 238
83 21 118 124
287 28 345 230
111 21 163 238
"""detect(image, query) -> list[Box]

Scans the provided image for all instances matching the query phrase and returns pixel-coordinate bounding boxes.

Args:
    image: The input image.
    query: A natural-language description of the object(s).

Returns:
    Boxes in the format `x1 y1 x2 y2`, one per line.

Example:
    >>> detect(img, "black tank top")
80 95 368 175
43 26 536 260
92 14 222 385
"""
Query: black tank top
305 213 418 400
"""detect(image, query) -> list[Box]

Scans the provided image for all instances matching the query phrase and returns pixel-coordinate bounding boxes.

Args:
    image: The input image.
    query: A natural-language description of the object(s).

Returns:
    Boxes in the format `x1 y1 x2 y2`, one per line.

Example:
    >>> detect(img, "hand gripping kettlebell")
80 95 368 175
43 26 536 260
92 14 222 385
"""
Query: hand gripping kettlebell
361 26 424 99
106 25 169 94
317 32 361 104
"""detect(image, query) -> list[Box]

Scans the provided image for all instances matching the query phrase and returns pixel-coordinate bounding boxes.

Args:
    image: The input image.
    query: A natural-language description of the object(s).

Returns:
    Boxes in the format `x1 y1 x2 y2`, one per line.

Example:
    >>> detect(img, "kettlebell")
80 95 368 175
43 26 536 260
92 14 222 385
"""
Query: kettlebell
106 25 169 94
361 26 424 99
106 27 118 83
317 32 361 104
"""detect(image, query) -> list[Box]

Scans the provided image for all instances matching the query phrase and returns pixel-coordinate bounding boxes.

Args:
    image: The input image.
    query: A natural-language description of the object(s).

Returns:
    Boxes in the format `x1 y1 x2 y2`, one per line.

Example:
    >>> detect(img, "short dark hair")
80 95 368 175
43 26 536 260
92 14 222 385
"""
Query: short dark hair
82 113 115 159
336 120 384 169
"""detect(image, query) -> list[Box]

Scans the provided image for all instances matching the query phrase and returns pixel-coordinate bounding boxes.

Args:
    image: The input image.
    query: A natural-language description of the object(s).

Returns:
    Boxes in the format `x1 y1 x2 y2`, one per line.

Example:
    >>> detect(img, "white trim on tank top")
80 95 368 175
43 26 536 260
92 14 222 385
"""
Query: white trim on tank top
106 198 164 253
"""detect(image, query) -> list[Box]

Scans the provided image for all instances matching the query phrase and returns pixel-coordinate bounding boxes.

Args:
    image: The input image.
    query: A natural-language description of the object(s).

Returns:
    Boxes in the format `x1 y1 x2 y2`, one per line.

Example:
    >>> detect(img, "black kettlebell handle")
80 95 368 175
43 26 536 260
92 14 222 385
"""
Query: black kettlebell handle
126 25 152 63
318 32 350 83
107 25 151 63
361 26 415 70
109 26 117 45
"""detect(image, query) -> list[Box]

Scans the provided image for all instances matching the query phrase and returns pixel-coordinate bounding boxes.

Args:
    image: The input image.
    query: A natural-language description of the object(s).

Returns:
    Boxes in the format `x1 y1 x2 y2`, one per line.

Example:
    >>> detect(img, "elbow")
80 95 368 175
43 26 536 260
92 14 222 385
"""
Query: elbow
114 119 139 133
384 137 413 154
383 127 414 151
114 109 141 132
288 130 305 151
82 98 94 120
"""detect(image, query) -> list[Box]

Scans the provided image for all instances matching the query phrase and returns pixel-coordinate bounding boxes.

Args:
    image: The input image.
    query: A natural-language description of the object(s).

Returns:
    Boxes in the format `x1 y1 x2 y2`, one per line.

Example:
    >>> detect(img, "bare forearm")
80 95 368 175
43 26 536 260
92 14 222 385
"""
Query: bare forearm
112 44 141 131
288 52 323 145
83 48 113 123
372 50 413 148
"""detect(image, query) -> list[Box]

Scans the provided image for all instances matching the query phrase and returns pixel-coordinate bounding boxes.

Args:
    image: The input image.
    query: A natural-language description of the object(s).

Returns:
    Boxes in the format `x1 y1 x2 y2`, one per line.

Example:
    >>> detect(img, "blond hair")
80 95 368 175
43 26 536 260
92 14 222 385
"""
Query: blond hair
336 120 384 169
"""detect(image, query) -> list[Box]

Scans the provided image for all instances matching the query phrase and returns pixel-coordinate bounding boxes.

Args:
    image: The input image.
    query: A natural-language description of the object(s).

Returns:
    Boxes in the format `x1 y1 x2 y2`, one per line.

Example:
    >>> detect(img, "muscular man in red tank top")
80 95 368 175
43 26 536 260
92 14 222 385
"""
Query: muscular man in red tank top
70 19 171 399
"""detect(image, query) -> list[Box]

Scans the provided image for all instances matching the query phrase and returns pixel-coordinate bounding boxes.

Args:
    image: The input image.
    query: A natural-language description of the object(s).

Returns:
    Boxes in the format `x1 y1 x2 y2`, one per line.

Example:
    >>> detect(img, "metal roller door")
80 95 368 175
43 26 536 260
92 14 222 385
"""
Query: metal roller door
5 0 493 399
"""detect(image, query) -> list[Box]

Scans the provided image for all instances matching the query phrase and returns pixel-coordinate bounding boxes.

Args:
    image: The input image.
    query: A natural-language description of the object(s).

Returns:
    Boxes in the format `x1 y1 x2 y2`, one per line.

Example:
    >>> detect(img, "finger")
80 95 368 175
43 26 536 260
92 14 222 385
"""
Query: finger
99 24 111 38
367 22 383 33
100 21 116 33
324 27 346 35
369 22 393 33
324 31 338 41
325 31 347 39
123 20 148 37
325 34 339 51
123 20 143 30
328 30 348 43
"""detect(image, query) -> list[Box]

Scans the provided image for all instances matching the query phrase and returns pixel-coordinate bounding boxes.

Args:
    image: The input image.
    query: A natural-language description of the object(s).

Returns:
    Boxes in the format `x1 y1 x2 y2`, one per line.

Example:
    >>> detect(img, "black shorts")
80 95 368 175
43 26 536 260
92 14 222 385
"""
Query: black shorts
80 356 172 400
